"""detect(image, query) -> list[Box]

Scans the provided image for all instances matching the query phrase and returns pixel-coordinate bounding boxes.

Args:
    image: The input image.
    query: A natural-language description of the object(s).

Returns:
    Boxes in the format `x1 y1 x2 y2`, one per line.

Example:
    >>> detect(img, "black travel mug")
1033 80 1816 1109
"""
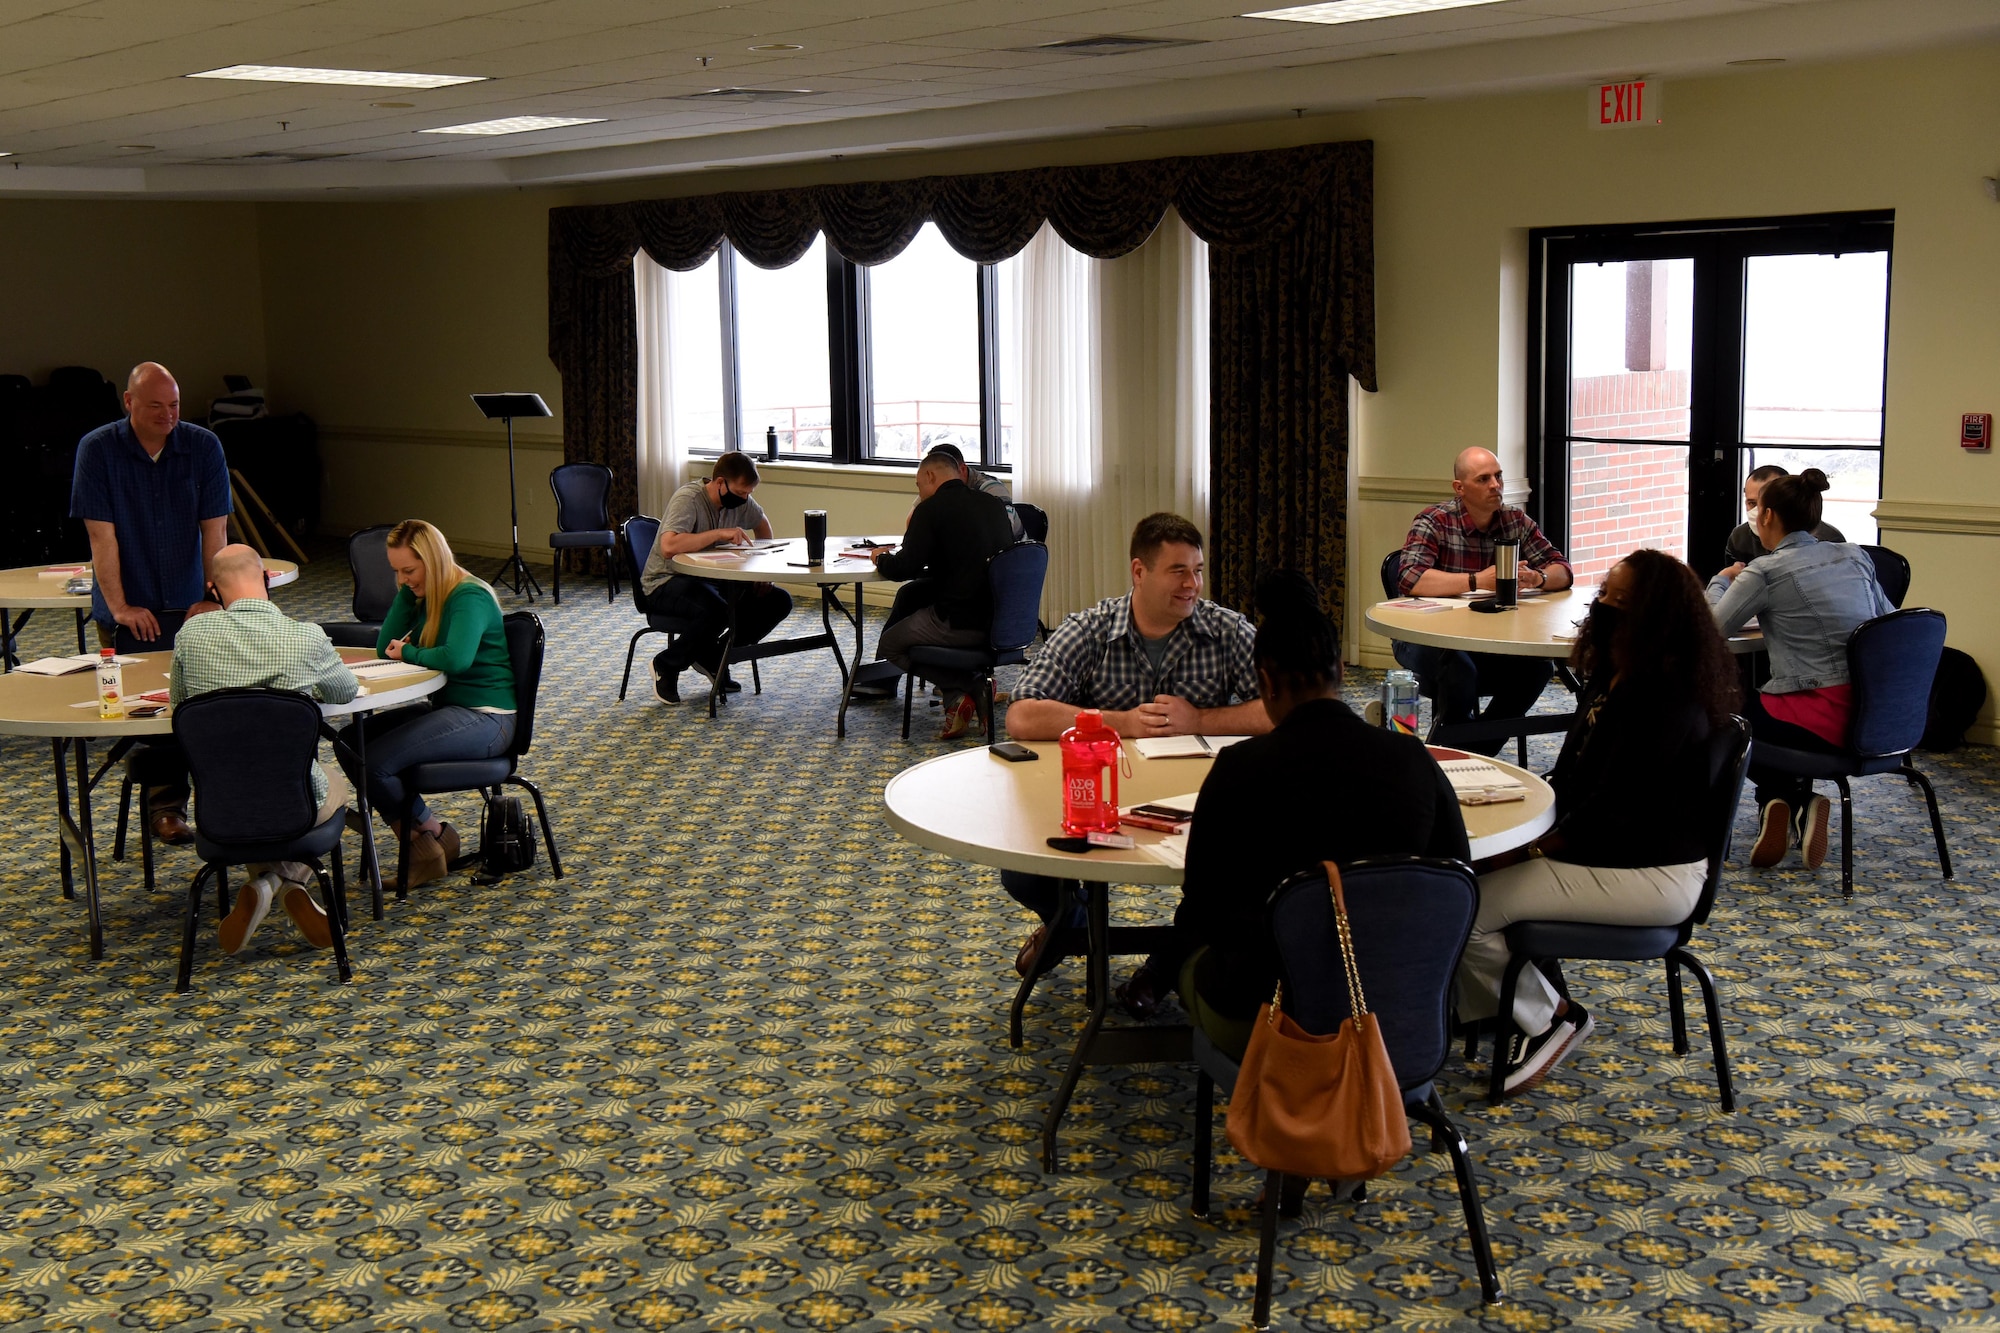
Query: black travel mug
804 510 828 563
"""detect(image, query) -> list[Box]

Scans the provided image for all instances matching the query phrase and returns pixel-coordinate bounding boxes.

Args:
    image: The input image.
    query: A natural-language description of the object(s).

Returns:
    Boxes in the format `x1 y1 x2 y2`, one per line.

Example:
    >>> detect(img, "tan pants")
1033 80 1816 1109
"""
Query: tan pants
1460 857 1706 1036
249 765 350 890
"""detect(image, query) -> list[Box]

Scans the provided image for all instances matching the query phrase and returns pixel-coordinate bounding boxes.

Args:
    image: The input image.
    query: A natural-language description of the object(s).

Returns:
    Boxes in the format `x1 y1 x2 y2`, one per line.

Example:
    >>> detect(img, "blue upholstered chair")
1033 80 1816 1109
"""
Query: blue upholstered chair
1482 715 1751 1108
1189 857 1501 1324
173 688 354 992
393 612 562 897
1858 543 1911 609
548 463 619 605
900 541 1048 745
1750 608 1951 898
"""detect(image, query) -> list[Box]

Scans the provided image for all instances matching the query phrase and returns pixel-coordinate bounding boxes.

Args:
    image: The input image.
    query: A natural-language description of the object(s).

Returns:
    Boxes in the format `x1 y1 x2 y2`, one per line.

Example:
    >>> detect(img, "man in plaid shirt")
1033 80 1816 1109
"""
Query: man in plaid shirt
171 544 359 957
1394 447 1573 754
1003 513 1269 1017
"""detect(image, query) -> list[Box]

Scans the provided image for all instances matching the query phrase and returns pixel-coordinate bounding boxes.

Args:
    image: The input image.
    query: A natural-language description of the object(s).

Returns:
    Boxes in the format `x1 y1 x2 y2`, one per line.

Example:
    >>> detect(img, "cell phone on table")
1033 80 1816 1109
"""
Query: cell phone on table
989 742 1037 762
1129 801 1194 821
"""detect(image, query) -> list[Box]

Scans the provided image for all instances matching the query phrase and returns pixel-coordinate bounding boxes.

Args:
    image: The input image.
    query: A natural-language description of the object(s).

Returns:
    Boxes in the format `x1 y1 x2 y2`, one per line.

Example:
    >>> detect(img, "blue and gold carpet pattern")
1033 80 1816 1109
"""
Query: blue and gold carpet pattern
0 554 1994 1331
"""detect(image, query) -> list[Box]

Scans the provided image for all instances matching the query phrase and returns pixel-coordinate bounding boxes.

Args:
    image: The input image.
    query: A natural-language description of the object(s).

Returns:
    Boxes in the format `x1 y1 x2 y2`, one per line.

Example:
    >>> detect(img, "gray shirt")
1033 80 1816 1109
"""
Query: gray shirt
641 480 769 595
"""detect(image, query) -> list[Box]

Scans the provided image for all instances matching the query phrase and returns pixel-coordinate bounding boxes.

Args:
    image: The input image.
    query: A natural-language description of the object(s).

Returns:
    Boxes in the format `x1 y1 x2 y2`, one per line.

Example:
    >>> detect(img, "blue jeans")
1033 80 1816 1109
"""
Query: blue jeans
343 704 515 826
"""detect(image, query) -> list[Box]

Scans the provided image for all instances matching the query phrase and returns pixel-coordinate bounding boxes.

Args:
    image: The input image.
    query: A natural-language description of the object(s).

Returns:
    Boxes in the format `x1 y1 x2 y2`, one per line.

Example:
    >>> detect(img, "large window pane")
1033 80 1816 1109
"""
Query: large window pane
993 252 1020 468
868 224 980 461
736 237 831 456
1747 446 1881 545
1566 257 1694 585
669 254 725 455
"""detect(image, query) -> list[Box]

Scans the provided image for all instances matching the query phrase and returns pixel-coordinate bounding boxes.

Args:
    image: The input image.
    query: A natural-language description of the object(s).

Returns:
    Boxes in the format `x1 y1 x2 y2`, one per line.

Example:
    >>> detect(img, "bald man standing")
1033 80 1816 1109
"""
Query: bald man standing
70 362 233 843
1393 447 1573 755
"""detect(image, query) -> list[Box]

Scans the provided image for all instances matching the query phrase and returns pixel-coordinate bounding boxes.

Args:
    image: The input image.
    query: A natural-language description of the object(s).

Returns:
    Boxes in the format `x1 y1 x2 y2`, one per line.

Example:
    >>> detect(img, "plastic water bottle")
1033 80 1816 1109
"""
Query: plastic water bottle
96 648 123 720
1382 669 1420 736
1059 709 1122 835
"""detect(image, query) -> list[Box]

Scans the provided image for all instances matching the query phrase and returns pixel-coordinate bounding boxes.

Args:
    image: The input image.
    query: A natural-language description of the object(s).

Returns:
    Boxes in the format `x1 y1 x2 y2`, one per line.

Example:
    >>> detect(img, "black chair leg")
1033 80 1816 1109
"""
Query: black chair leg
1670 946 1735 1111
1411 1092 1503 1304
1666 957 1689 1055
114 778 132 861
1835 775 1854 897
983 675 997 745
900 671 916 740
1192 1072 1213 1217
1901 762 1953 880
177 863 214 993
1253 1169 1282 1330
620 628 656 702
509 775 563 878
318 863 353 985
139 810 155 891
329 836 351 933
396 799 414 900
605 546 619 604
750 658 761 695
552 555 562 606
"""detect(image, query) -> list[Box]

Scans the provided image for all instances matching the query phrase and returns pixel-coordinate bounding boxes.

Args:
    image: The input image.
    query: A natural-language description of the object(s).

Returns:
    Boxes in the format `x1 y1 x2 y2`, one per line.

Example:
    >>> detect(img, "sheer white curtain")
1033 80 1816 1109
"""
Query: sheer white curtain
1014 212 1210 620
633 251 681 519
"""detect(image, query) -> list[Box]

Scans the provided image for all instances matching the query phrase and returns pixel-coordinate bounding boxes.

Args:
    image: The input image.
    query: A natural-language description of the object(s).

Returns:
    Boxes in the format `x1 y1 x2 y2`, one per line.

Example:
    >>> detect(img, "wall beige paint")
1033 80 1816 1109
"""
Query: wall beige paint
177 40 2000 737
0 199 266 408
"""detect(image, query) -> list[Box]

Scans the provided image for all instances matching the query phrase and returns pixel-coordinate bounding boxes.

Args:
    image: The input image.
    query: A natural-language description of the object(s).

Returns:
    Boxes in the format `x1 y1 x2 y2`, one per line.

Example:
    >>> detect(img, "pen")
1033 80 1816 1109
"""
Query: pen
1196 735 1211 753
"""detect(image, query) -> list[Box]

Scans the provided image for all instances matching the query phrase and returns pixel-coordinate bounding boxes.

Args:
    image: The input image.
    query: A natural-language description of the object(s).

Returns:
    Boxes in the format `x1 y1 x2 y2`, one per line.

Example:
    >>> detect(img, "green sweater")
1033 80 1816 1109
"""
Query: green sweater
377 581 516 711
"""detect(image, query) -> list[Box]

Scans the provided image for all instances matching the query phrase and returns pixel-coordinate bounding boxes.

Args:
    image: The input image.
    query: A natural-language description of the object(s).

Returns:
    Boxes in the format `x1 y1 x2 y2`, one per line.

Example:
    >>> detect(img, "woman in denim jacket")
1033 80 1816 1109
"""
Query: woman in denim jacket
1708 469 1893 872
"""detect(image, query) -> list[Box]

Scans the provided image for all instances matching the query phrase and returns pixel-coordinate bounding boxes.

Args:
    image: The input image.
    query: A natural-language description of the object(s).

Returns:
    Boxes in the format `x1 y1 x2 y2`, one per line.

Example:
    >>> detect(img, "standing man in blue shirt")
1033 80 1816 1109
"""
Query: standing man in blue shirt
70 362 233 844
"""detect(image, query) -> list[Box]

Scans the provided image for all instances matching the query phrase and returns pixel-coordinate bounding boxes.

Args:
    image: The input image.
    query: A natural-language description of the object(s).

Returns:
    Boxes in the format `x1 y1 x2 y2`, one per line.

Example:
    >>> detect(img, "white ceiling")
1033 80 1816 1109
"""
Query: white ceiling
0 0 1991 195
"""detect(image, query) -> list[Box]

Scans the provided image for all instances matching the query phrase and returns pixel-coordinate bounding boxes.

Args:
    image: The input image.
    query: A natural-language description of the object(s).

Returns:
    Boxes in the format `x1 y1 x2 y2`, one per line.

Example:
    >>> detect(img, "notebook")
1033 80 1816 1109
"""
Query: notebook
1438 758 1529 805
17 654 137 676
1133 735 1247 760
351 659 428 680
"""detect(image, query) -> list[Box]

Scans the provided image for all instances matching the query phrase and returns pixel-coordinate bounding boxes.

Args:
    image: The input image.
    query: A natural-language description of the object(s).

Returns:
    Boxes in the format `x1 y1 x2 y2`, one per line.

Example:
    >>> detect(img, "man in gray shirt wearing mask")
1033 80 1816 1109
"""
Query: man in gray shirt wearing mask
638 451 793 703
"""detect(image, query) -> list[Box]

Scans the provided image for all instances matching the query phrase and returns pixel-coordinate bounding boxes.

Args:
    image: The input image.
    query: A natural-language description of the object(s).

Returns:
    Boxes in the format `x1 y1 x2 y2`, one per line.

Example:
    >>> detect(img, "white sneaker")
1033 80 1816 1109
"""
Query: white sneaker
220 873 279 954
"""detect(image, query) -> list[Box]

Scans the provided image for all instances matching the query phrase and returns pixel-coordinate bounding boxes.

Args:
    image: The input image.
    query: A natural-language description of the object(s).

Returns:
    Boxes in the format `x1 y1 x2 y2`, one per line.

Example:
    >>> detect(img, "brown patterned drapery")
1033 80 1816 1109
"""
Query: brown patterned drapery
547 140 1374 618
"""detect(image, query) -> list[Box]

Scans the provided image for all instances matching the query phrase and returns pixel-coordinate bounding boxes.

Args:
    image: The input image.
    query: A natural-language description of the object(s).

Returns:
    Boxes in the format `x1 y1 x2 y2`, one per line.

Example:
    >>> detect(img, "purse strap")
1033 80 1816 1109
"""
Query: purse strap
1324 860 1370 1021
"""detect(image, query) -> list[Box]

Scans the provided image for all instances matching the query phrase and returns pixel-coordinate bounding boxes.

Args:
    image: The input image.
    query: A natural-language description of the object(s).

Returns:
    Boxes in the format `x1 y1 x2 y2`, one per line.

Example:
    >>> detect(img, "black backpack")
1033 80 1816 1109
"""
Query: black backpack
481 795 538 875
1922 647 1988 753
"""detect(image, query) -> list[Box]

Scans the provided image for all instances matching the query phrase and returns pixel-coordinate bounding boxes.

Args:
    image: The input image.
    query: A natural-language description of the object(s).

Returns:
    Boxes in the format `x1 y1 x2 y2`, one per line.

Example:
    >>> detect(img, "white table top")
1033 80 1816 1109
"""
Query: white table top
1365 585 1763 657
883 740 1554 881
0 646 441 739
669 536 895 585
0 559 299 610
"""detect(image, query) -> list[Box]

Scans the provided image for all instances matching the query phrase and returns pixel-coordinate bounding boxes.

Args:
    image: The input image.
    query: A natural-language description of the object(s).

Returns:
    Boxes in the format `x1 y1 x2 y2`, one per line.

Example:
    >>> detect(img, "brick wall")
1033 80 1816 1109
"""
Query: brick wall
1567 370 1691 585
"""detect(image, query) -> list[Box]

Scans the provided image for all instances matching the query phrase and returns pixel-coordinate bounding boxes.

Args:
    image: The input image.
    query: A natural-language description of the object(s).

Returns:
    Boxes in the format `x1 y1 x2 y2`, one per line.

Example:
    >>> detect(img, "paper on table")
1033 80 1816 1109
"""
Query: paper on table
18 653 138 676
351 659 427 679
1438 758 1529 805
1146 832 1189 869
1382 597 1448 612
1133 735 1247 760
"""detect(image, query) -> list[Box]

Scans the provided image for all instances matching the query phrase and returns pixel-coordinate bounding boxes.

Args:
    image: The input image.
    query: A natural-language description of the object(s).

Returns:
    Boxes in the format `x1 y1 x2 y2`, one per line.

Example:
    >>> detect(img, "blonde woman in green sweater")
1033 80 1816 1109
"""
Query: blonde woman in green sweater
342 519 516 887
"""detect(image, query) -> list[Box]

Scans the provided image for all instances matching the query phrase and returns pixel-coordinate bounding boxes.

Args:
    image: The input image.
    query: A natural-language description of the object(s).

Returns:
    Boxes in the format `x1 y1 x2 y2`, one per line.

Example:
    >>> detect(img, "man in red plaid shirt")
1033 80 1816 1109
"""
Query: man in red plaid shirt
1393 447 1573 754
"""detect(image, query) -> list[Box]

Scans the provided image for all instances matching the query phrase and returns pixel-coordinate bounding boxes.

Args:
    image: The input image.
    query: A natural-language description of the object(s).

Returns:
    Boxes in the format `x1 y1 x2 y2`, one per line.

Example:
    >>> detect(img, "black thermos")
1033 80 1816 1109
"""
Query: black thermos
766 425 779 461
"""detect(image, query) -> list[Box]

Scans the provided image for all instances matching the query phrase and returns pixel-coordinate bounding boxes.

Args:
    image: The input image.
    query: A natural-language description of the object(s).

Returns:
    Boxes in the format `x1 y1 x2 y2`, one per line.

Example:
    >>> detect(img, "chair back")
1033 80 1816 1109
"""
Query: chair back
174 689 324 844
1847 608 1947 759
550 463 614 533
1690 715 1751 927
1012 502 1050 545
347 524 397 622
988 542 1049 653
1379 551 1402 600
1267 856 1478 1092
1859 544 1911 609
501 612 546 759
622 517 661 612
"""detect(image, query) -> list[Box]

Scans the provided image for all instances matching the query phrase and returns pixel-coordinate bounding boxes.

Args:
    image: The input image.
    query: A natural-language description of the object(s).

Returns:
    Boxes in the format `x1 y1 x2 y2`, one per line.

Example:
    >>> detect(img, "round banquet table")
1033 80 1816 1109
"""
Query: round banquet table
0 559 301 668
0 645 441 961
1363 584 1764 657
668 536 894 736
883 739 1553 1169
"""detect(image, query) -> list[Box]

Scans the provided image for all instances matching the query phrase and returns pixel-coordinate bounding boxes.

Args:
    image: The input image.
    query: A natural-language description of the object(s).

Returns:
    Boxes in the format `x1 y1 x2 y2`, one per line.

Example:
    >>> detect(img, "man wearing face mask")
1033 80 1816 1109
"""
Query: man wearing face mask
637 452 793 704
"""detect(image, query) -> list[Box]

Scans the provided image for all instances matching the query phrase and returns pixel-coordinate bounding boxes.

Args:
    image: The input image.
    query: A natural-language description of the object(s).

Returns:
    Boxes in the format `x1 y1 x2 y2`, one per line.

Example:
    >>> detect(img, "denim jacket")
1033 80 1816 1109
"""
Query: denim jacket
1707 531 1893 694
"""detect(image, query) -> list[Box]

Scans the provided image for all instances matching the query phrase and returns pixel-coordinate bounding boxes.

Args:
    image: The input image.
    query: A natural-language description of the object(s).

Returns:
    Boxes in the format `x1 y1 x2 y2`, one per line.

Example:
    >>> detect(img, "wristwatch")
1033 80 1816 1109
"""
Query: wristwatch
1467 571 1476 593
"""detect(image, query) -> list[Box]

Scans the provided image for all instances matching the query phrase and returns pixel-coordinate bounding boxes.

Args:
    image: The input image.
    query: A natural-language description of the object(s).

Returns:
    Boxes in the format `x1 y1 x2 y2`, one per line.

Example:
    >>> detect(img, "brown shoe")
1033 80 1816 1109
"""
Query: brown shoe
149 809 195 846
1014 924 1052 977
438 822 462 863
281 882 333 950
399 830 449 890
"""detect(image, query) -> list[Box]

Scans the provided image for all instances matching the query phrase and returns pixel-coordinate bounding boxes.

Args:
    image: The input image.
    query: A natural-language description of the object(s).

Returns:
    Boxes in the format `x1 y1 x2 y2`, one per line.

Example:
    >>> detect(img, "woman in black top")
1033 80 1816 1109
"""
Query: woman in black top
1170 571 1470 1059
1465 548 1738 1097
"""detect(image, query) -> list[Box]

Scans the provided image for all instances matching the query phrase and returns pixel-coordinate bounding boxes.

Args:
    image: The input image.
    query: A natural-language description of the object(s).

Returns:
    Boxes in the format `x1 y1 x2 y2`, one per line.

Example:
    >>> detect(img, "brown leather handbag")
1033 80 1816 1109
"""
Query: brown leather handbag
1224 862 1413 1180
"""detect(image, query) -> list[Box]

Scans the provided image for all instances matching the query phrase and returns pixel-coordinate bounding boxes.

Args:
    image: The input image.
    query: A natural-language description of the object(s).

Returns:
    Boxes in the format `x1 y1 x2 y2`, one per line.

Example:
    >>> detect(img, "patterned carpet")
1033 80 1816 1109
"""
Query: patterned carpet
0 552 1994 1333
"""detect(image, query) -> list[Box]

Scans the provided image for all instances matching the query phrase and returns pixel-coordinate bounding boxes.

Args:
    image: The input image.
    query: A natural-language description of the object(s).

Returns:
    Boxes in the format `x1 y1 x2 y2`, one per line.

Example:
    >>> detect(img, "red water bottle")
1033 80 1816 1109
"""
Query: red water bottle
1059 709 1122 835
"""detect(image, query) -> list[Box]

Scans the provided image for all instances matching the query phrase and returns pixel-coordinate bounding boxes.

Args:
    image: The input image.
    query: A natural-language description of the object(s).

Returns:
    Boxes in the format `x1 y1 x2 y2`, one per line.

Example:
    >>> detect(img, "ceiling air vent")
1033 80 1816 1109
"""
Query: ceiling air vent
1021 34 1204 54
673 87 812 103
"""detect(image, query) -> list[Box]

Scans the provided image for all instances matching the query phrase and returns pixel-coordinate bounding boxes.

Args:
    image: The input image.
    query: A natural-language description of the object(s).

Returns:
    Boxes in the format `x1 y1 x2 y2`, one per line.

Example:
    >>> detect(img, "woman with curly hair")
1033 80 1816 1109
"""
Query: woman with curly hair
1463 548 1740 1097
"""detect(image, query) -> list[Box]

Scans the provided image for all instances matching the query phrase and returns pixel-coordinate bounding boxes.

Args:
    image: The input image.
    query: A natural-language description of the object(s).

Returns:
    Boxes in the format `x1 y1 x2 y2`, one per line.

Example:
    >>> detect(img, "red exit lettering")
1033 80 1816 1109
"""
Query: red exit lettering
1592 79 1662 129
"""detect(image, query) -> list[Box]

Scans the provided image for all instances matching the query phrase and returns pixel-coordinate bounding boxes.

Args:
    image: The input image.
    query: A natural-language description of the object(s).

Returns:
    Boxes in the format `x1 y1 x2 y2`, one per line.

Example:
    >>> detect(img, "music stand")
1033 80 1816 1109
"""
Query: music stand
471 392 551 599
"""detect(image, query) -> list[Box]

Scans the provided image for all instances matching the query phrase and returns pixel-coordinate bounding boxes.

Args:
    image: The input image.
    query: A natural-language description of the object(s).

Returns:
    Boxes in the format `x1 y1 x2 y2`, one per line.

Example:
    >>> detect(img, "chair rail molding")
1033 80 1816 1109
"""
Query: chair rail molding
1872 500 2000 538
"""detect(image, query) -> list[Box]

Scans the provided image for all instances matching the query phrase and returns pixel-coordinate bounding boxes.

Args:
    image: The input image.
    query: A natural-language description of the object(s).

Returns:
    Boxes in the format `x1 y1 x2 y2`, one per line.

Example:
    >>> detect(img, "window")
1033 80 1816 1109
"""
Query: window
1529 212 1891 582
658 230 1010 469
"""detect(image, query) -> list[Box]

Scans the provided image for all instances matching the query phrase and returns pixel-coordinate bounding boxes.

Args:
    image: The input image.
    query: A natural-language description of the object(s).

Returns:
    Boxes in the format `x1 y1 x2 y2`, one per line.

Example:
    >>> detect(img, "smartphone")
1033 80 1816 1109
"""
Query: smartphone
989 742 1038 762
1129 801 1194 821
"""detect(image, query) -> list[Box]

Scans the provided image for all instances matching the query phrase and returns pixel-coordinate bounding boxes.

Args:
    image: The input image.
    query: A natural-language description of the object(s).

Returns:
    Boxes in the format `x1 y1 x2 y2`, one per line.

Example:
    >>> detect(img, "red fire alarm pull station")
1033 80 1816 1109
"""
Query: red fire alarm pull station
1964 413 1993 452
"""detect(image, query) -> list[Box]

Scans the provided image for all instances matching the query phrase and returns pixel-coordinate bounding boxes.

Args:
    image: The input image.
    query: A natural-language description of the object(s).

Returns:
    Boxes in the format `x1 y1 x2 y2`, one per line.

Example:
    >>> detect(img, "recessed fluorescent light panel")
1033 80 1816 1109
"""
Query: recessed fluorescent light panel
189 64 485 89
1245 0 1508 23
420 115 605 136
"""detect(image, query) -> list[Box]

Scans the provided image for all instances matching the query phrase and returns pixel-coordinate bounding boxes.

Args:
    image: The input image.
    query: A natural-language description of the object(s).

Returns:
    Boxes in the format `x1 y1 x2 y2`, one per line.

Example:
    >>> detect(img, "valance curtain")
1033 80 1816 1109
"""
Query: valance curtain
549 139 1373 624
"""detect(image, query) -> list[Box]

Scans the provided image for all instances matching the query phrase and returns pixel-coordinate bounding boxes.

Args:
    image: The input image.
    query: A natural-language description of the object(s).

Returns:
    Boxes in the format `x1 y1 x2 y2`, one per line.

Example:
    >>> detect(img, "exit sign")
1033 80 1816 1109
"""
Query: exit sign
1593 79 1663 129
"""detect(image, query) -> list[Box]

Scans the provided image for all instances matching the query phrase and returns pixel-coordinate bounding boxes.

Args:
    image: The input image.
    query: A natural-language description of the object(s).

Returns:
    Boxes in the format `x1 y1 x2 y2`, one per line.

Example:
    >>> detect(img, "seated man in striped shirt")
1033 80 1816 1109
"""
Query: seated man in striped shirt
1001 512 1270 1016
1394 446 1573 755
171 544 360 956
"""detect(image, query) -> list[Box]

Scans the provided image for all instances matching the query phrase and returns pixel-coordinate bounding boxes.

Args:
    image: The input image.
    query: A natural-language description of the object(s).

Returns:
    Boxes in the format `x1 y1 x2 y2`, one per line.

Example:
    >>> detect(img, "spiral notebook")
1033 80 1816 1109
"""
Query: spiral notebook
1438 758 1529 805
